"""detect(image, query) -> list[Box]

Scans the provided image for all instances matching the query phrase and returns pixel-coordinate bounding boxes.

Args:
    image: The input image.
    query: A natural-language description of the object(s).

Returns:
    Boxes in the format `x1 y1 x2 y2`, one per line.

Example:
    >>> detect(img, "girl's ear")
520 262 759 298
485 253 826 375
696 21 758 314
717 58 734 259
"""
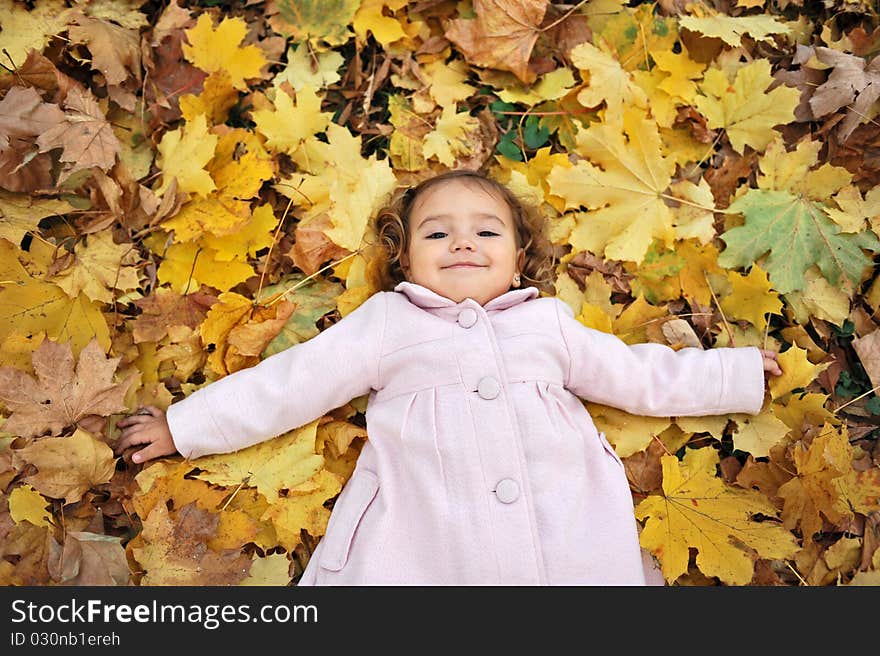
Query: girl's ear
516 248 526 273
400 251 410 279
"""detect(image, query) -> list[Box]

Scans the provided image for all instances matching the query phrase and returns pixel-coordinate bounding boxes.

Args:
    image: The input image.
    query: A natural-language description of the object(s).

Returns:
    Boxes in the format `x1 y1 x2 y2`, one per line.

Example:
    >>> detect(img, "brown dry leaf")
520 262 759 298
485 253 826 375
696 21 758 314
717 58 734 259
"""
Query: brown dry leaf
0 521 53 585
48 530 131 585
131 288 217 344
445 0 549 84
0 337 135 439
36 86 122 181
0 86 65 149
852 329 880 391
132 502 251 585
661 318 703 349
288 213 352 276
11 428 117 504
67 11 142 110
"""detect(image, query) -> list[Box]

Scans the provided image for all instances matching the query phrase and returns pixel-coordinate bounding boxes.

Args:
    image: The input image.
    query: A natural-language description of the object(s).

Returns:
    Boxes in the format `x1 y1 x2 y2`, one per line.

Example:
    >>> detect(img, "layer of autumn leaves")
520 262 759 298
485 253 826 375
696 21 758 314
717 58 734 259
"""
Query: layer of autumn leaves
1 0 880 586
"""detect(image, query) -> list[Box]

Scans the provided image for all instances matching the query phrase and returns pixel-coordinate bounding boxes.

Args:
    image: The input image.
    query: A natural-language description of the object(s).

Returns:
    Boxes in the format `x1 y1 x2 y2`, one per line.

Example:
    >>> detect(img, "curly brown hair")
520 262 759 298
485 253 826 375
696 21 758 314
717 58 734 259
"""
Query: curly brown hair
365 170 556 296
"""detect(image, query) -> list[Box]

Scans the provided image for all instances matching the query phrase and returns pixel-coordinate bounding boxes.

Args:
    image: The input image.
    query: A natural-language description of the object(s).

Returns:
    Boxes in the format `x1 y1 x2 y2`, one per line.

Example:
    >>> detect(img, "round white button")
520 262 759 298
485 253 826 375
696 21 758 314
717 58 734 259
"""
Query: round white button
495 478 520 504
477 376 500 399
458 308 477 328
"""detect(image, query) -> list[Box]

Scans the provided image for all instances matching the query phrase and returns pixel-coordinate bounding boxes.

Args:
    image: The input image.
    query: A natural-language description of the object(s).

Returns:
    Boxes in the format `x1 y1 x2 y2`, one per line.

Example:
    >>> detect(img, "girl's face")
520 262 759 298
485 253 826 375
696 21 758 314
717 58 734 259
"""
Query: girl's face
400 179 525 306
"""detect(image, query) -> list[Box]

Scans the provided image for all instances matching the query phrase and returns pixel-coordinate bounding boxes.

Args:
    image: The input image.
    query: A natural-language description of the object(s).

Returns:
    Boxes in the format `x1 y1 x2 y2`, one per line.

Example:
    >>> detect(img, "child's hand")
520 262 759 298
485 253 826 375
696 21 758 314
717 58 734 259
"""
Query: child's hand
115 406 177 464
759 348 783 377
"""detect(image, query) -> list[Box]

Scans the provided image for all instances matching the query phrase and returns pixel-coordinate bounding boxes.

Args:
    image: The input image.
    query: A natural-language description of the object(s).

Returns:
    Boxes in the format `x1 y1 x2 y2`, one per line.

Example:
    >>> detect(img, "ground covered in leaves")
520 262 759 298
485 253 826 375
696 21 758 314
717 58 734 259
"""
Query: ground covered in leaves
1 0 880 586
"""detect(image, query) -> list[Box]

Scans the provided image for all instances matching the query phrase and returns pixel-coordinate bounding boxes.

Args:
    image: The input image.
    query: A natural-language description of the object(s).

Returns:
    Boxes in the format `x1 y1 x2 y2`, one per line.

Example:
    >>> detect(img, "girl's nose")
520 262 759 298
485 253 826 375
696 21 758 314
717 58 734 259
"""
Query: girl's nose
451 234 476 251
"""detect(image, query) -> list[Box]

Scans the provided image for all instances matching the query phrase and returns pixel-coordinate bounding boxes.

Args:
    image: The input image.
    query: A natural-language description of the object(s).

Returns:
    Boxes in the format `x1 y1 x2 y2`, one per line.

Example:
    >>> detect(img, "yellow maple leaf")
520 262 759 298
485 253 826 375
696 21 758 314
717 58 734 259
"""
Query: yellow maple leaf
772 393 840 437
182 13 267 90
179 71 239 126
163 196 250 243
729 408 790 458
422 59 477 109
208 130 276 202
669 178 717 244
613 293 668 344
276 124 397 252
695 59 800 155
778 423 854 542
241 553 292 586
259 469 344 551
757 137 852 202
199 203 280 263
676 240 725 308
784 266 852 327
719 264 783 331
0 0 71 66
423 105 482 166
636 447 799 584
675 414 729 441
387 93 429 171
569 41 649 118
651 48 706 105
0 240 110 357
769 344 828 400
8 484 53 527
155 239 255 294
52 232 141 304
585 403 671 457
494 68 576 106
155 113 218 198
253 86 332 156
194 422 325 500
0 191 75 248
828 185 874 233
273 44 344 92
679 14 791 47
353 0 409 46
131 460 230 524
547 108 676 264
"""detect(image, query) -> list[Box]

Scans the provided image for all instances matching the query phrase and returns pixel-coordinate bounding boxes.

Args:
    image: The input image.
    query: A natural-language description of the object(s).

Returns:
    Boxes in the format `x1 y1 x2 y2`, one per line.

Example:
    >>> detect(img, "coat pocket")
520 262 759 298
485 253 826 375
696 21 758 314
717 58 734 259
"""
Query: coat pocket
597 431 624 469
319 468 380 572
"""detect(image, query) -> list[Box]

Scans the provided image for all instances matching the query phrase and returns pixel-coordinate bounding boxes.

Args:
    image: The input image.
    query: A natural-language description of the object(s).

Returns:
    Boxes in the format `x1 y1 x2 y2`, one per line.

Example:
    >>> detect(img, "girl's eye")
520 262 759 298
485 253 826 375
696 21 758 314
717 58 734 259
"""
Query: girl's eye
478 231 499 237
426 232 446 239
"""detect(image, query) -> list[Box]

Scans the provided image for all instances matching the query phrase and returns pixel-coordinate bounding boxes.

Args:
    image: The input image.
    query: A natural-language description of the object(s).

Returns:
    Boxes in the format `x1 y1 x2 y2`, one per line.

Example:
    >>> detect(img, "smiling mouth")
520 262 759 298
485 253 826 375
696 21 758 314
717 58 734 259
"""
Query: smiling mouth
444 264 485 269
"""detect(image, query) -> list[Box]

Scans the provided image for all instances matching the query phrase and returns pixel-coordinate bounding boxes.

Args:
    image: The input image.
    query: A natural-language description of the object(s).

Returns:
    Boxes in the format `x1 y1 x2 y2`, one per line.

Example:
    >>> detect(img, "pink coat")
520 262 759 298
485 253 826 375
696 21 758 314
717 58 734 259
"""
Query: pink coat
167 281 765 585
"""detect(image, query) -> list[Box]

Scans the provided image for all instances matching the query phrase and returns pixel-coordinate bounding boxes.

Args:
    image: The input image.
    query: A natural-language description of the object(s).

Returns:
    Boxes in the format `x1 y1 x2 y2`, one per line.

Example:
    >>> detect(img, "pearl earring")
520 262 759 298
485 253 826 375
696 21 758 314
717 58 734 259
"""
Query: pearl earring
512 273 521 286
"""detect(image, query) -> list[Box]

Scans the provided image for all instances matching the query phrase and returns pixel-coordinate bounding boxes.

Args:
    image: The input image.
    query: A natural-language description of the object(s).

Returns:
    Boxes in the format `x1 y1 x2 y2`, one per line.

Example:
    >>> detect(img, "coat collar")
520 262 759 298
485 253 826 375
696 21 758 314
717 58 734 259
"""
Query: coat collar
394 281 538 312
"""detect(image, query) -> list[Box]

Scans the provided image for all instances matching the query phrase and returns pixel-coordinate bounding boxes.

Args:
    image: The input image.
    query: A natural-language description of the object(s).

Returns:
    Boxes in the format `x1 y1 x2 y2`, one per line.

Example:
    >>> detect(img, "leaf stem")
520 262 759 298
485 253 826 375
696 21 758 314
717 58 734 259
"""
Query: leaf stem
263 250 362 307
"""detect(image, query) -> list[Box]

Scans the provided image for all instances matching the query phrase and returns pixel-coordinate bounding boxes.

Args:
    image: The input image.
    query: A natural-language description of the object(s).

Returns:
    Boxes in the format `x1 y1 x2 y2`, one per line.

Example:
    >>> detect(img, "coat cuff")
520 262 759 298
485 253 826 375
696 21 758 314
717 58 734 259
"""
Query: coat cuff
716 346 765 415
166 386 231 460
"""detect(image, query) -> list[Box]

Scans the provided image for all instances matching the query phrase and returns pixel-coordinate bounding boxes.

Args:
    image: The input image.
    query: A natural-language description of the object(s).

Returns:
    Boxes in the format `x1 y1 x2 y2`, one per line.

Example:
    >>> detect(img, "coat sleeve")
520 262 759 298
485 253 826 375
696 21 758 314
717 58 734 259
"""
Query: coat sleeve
553 299 765 417
166 292 387 459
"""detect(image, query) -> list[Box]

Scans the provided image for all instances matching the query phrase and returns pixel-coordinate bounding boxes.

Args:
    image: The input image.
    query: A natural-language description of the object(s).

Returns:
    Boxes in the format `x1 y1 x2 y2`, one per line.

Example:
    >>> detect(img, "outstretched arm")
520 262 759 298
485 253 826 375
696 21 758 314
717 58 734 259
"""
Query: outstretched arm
555 300 770 417
118 292 387 462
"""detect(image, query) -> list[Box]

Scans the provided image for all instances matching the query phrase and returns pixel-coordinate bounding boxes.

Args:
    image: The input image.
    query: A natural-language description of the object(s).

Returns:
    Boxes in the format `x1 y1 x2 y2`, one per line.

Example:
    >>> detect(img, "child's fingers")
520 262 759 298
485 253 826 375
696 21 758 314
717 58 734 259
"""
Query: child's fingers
131 444 162 464
114 428 155 454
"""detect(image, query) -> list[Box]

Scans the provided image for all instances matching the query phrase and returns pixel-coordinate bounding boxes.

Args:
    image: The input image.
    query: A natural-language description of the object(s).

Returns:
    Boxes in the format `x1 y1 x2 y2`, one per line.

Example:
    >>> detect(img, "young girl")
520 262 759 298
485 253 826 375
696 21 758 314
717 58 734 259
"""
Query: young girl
116 170 783 585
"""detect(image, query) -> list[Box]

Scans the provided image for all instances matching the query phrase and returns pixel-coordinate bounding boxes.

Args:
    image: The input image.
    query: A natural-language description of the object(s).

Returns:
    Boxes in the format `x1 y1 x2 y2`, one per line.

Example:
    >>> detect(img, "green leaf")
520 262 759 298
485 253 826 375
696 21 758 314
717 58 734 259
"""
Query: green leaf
865 396 880 415
718 189 880 294
496 131 523 161
523 115 550 150
489 100 518 128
